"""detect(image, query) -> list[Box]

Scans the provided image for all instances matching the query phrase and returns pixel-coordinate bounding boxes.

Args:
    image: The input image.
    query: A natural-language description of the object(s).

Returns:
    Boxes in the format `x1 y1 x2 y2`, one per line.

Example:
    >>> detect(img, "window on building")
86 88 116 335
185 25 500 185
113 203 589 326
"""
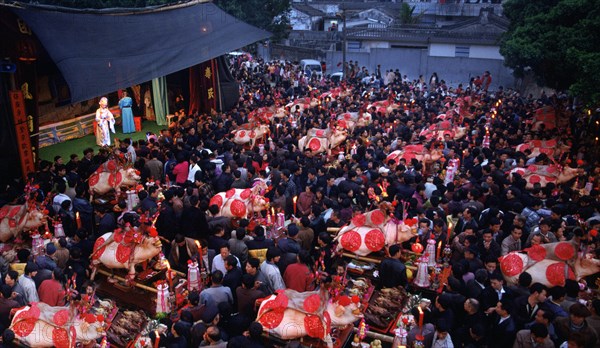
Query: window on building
455 45 470 58
347 41 361 50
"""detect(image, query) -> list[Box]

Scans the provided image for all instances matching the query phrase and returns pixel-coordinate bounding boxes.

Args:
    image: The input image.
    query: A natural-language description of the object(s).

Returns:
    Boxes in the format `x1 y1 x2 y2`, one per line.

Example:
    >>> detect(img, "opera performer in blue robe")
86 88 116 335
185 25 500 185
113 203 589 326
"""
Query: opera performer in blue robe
119 91 135 134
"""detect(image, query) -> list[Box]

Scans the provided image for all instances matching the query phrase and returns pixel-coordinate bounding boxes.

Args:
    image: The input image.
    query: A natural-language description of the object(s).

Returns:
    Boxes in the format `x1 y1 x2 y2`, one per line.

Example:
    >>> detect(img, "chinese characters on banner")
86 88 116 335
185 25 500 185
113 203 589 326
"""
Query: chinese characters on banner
199 58 218 114
9 91 35 180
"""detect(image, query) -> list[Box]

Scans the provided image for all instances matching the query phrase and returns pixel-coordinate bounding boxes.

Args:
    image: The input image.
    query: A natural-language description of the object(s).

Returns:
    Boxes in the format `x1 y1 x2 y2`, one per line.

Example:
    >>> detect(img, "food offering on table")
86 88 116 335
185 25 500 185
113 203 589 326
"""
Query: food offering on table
347 260 375 275
10 302 106 348
107 310 148 347
93 298 118 321
335 202 417 257
364 286 408 333
347 277 371 298
256 288 363 347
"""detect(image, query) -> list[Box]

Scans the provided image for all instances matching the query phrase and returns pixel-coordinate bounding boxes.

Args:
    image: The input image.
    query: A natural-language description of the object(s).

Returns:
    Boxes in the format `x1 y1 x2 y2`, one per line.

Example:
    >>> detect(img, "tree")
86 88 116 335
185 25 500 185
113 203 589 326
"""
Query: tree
214 0 291 43
399 3 423 25
500 0 600 104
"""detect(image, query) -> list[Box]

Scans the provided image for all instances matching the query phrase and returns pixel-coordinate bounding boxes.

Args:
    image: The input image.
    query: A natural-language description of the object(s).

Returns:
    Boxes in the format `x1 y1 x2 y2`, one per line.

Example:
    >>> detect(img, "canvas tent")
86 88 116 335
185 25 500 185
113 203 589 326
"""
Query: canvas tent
8 0 271 103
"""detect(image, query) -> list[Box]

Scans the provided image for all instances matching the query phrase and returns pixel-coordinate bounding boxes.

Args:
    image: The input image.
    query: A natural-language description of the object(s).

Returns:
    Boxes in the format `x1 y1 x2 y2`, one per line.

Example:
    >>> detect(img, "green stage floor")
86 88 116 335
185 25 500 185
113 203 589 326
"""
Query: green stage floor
39 120 164 162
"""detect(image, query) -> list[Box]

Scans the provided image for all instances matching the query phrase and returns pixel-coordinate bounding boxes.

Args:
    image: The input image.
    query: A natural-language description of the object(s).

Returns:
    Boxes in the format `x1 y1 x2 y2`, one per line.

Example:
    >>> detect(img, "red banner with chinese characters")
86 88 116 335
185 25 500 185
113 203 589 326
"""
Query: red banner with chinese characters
9 90 35 180
198 59 218 114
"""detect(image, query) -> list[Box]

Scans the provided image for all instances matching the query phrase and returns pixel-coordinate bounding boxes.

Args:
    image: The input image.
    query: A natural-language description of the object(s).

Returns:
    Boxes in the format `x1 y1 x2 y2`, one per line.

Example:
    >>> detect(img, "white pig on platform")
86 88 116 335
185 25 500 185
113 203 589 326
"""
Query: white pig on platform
0 204 46 242
335 203 416 256
89 166 141 195
499 241 600 287
508 165 582 189
10 302 105 348
232 124 270 147
90 228 162 282
298 128 348 155
209 185 269 219
257 289 363 347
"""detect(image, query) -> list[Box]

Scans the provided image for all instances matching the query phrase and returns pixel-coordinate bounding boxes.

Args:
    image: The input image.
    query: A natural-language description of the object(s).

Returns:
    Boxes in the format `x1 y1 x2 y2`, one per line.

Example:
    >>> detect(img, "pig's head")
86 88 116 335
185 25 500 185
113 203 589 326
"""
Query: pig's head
558 166 584 184
454 127 467 140
574 256 600 280
250 195 269 212
24 209 46 230
136 233 162 262
429 149 443 162
327 296 363 327
258 124 270 136
383 221 416 246
122 168 141 185
330 128 348 149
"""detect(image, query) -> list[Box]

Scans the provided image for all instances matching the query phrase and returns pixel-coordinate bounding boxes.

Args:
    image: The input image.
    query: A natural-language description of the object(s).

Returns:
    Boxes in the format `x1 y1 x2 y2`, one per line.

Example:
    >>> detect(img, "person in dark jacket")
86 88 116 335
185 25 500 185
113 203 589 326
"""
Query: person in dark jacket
246 226 274 250
181 195 208 239
378 244 407 288
156 190 179 256
223 255 242 305
277 224 301 275
554 303 598 348
487 298 517 348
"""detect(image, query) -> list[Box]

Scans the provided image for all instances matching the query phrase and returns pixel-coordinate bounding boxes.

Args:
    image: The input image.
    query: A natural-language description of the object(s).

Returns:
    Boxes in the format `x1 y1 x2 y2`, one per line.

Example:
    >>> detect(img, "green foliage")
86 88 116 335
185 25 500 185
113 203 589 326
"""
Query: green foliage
500 0 600 104
214 0 290 42
399 3 423 25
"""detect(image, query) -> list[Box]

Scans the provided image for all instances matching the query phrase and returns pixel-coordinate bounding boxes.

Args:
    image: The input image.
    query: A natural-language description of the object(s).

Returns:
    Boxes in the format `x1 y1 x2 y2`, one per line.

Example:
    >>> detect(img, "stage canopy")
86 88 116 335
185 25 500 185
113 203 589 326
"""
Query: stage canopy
10 0 270 103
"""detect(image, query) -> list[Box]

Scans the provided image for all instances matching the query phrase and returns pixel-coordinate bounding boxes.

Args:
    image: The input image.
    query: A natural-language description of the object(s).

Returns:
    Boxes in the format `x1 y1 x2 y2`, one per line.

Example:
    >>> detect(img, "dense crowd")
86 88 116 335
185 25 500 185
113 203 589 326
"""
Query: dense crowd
0 54 599 348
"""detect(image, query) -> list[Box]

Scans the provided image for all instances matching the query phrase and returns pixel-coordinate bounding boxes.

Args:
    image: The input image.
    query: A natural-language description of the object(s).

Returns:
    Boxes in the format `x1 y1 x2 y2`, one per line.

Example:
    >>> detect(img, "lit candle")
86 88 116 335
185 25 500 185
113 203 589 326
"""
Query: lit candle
447 221 453 242
165 261 173 289
417 306 424 332
154 330 160 348
271 207 275 217
75 212 82 229
293 196 298 215
195 240 203 267
436 241 442 261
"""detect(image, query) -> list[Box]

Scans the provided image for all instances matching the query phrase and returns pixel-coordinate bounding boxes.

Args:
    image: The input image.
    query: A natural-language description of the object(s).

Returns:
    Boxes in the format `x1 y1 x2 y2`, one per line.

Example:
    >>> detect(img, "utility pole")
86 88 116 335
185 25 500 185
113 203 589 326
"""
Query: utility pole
341 8 347 81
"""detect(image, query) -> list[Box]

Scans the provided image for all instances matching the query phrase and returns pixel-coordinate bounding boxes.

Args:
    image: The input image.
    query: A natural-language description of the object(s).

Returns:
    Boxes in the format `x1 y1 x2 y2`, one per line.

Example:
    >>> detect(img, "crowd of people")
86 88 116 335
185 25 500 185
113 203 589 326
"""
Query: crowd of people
0 54 599 348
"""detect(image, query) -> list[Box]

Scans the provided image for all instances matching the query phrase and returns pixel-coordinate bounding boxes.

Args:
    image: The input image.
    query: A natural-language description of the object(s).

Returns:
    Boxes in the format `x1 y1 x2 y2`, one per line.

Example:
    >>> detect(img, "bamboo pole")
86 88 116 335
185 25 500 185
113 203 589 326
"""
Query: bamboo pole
352 327 395 343
97 269 158 293
343 252 381 264
342 253 417 271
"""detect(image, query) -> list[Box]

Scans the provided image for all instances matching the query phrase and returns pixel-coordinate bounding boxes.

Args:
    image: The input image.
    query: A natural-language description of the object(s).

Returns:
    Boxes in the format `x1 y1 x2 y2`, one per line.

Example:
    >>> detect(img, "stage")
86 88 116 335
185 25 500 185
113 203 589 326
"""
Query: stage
39 120 163 162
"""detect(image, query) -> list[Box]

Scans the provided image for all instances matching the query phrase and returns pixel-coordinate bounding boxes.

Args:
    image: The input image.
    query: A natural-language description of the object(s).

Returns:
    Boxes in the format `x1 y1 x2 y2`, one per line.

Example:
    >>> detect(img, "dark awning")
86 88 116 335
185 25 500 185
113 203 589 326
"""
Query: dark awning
10 1 270 103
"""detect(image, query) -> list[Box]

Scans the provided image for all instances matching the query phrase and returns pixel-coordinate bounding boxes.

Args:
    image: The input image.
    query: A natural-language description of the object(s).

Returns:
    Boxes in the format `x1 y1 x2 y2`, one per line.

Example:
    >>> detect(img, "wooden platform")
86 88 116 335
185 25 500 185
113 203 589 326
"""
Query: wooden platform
95 268 158 316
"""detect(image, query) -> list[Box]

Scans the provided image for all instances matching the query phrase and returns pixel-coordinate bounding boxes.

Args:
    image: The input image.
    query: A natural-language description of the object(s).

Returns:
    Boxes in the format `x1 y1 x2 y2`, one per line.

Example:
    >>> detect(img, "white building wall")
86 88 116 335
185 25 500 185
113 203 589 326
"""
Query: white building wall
362 41 391 50
469 45 503 60
429 43 503 60
429 43 455 57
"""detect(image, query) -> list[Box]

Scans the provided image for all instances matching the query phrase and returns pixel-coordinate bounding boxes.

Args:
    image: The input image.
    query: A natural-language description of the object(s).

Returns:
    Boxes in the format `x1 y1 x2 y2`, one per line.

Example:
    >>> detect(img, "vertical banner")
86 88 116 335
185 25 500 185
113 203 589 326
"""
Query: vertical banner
199 58 217 114
188 64 201 116
10 90 35 180
19 62 40 170
152 76 169 126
